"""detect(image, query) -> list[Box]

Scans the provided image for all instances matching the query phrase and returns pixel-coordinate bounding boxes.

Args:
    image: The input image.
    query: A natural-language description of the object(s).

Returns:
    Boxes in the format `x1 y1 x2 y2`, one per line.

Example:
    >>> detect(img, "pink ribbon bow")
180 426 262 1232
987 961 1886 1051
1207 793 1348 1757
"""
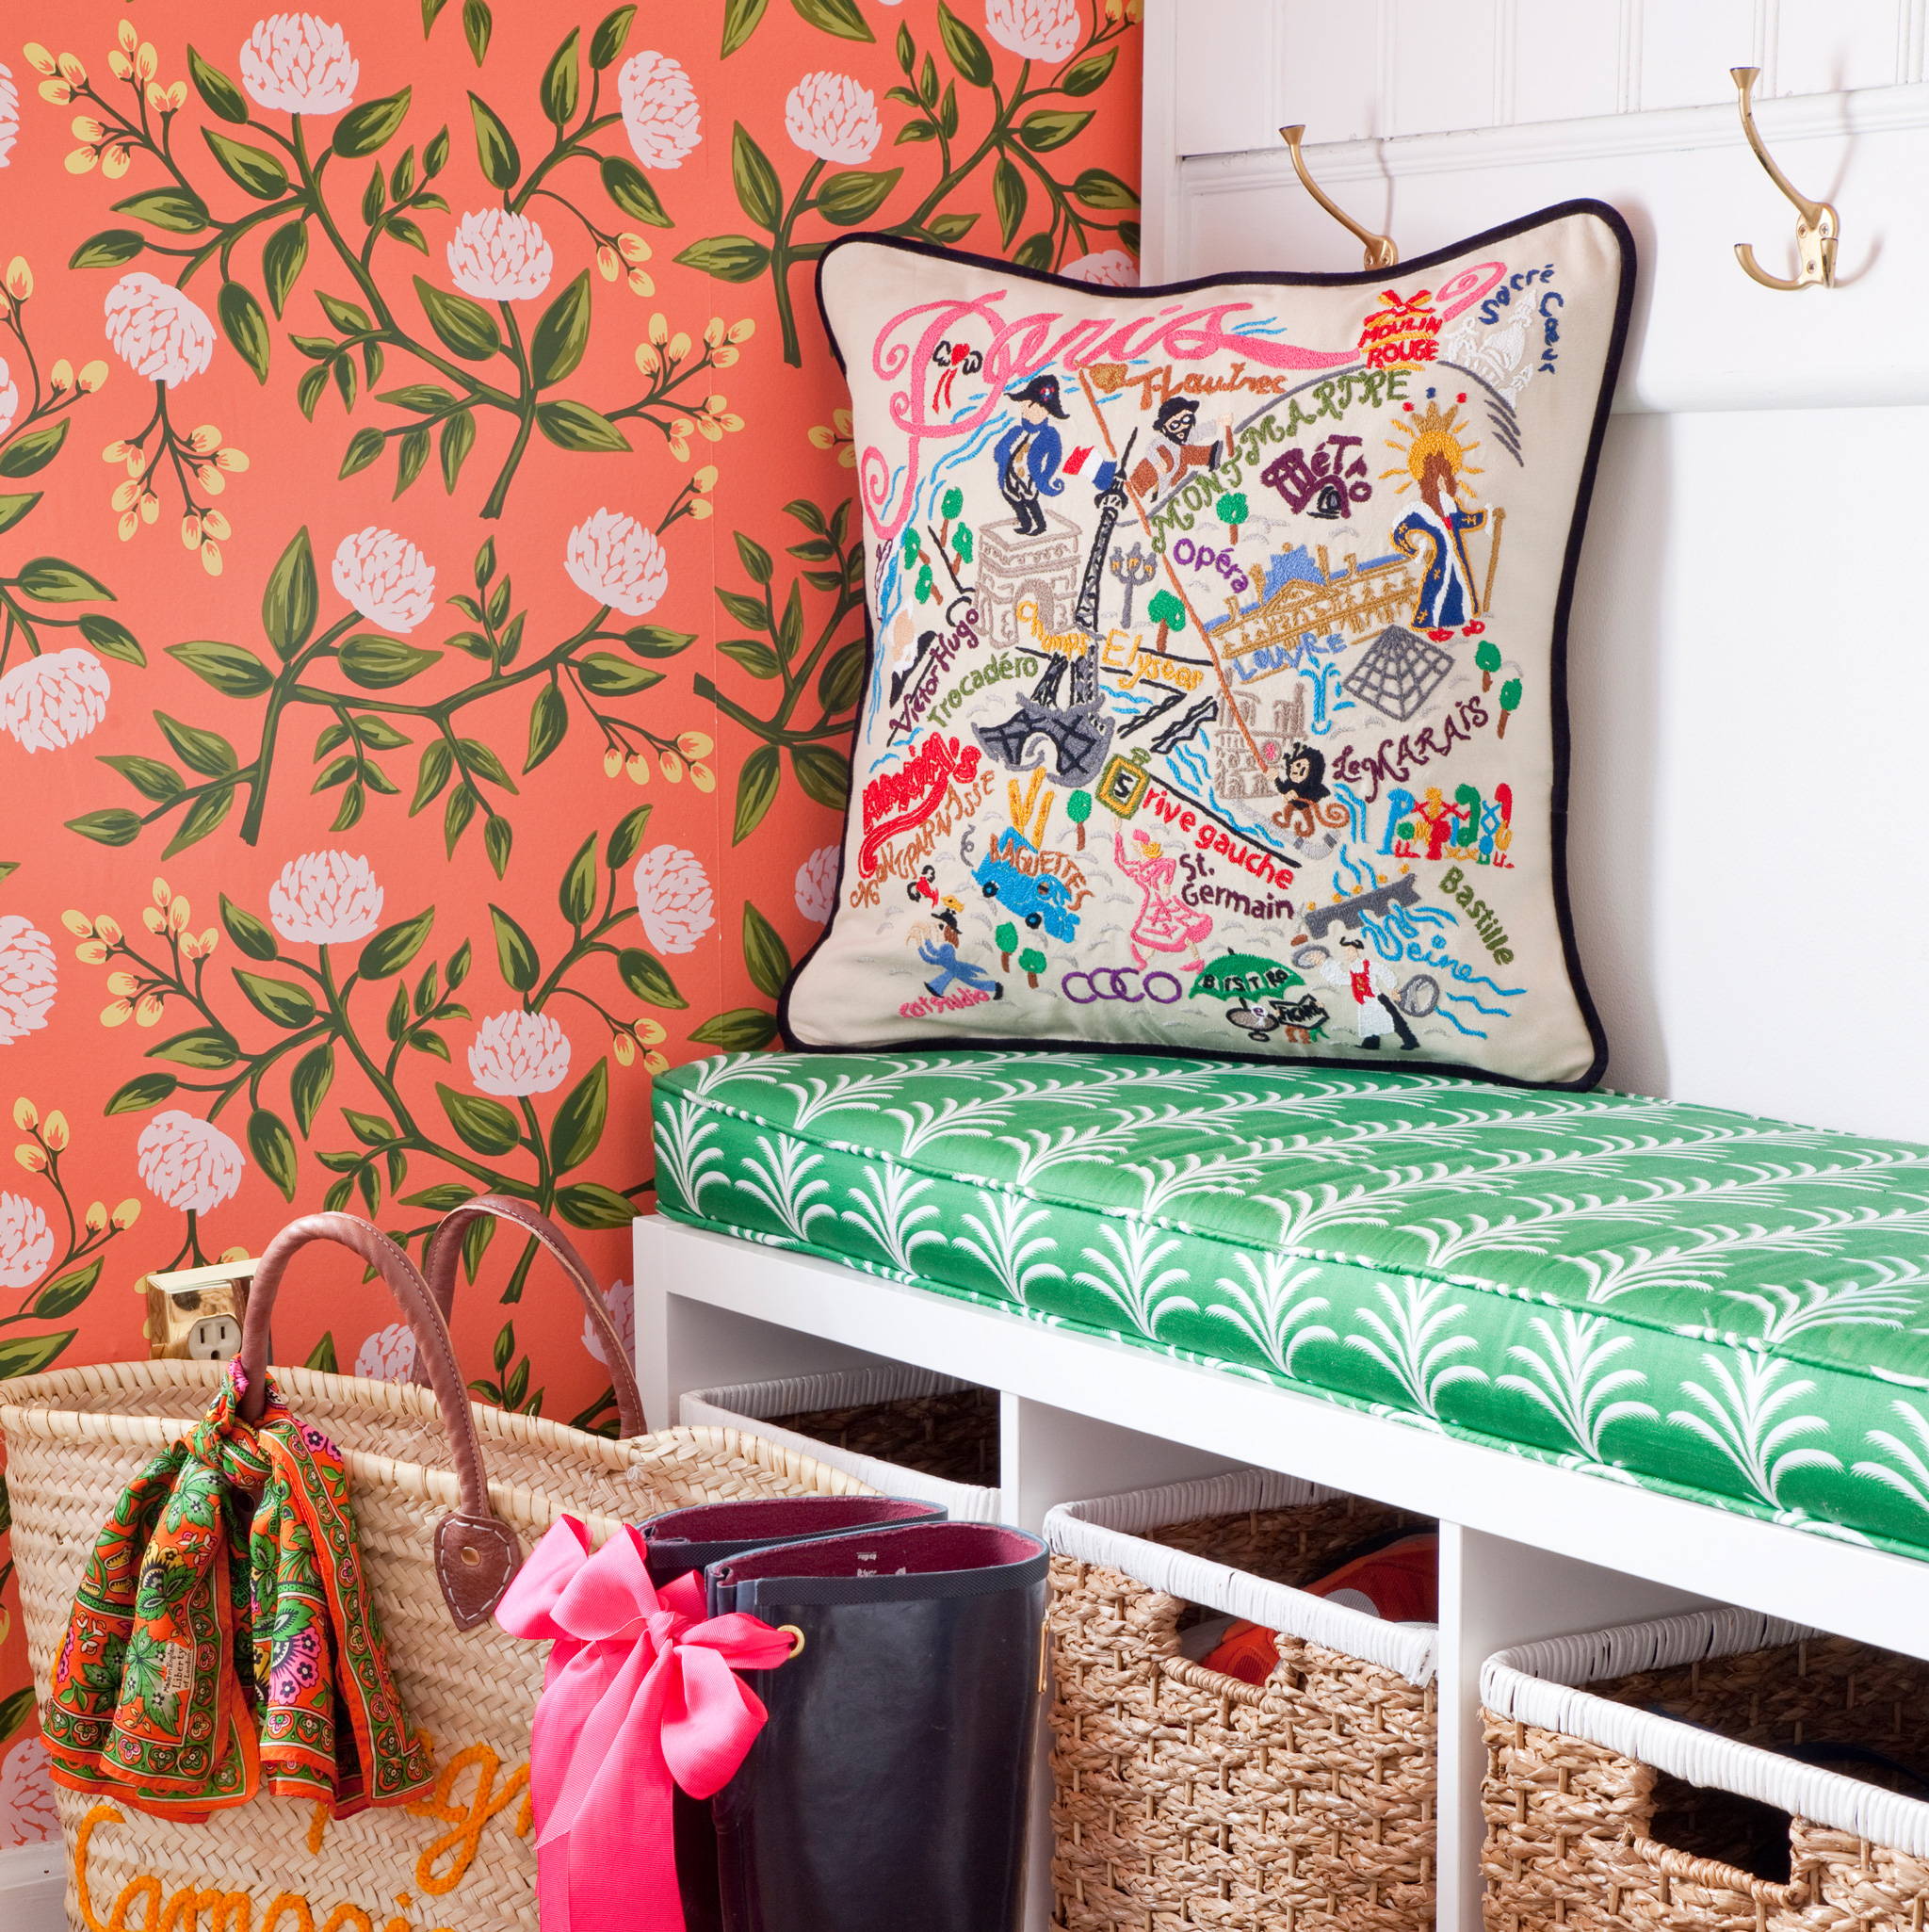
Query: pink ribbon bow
495 1517 795 1932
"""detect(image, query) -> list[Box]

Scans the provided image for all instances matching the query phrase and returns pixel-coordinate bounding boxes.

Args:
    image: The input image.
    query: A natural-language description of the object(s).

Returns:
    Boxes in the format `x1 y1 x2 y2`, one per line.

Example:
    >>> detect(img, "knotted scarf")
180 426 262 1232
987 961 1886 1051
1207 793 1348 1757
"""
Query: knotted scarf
496 1517 796 1932
44 1362 433 1820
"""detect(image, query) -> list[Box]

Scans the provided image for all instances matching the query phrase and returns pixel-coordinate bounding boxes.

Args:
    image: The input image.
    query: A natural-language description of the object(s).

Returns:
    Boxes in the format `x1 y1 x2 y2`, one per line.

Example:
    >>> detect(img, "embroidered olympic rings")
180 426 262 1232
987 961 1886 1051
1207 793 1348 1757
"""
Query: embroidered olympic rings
1062 968 1185 1005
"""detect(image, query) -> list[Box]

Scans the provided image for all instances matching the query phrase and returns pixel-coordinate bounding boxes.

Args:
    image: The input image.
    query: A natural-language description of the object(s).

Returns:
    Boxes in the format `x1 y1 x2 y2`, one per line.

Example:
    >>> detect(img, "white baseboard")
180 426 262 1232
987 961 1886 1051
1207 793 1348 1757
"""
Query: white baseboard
0 1840 65 1932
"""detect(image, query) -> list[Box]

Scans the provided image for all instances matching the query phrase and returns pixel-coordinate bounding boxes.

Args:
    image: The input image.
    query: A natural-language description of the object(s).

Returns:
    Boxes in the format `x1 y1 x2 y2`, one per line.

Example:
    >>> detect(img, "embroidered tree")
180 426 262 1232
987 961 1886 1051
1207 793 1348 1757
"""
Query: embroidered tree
1065 789 1092 850
938 486 964 550
1018 946 1046 990
1146 587 1186 655
916 562 937 603
1497 676 1522 739
1216 491 1248 544
995 921 1018 971
1475 637 1501 691
952 524 974 570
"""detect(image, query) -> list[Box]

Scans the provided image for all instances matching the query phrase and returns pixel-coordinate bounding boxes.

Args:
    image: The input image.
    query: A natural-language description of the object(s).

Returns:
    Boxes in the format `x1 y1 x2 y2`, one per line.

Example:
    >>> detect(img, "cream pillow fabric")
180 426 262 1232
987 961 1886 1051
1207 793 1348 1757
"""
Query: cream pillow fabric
785 203 1630 1086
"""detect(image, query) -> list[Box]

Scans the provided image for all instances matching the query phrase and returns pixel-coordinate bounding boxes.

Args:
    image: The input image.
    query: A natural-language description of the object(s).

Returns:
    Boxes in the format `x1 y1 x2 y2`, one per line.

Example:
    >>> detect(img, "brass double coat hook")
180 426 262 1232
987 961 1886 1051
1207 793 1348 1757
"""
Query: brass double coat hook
1730 66 1839 290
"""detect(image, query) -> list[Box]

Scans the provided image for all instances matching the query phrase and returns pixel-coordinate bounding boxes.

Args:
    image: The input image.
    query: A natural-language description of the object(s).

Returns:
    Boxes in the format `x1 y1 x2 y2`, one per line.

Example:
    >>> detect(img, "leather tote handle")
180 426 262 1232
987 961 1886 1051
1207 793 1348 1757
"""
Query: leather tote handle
236 1211 522 1631
424 1194 646 1437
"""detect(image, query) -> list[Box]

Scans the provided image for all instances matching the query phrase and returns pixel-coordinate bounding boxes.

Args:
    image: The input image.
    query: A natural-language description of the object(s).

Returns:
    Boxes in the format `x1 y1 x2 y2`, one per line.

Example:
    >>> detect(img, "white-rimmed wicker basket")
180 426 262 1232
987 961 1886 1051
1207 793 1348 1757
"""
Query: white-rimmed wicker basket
680 1364 1003 1520
1483 1606 1929 1932
0 1356 868 1932
1046 1467 1438 1932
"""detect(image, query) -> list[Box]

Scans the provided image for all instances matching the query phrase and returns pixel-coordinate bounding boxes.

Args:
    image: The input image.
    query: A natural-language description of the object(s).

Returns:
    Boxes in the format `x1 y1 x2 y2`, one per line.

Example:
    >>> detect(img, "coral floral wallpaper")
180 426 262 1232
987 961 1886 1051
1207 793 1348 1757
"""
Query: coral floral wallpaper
0 0 1141 1839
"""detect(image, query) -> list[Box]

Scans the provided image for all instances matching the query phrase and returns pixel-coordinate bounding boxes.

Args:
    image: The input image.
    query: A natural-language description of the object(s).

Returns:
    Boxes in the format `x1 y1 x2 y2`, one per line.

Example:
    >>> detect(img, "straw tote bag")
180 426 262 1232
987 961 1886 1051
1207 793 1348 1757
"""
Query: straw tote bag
0 1203 867 1932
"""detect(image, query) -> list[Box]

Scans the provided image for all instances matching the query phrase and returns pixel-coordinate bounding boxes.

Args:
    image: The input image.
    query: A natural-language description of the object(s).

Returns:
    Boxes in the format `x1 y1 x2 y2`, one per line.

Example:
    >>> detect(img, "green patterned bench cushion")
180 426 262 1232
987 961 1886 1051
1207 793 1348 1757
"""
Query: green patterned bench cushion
653 1051 1929 1561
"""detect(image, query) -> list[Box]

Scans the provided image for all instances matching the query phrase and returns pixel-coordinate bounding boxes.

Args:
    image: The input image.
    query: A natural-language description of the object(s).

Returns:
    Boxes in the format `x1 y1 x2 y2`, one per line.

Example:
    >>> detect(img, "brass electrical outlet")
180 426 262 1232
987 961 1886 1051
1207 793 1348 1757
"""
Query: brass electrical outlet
139 1258 258 1360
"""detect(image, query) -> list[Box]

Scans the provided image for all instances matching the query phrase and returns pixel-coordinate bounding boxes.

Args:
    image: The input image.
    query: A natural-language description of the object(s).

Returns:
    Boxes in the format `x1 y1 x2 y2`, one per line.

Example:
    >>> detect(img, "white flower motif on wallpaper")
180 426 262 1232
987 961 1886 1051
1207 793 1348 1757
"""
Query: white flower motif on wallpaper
1063 248 1138 285
0 917 57 1046
468 1009 572 1096
785 72 882 164
581 1276 634 1369
985 0 1082 61
619 50 701 169
267 851 384 945
565 508 667 616
355 1321 417 1382
0 354 17 437
331 528 436 632
446 209 554 303
237 13 359 115
0 1192 54 1290
0 1735 57 1849
632 845 714 956
103 272 215 386
0 645 111 751
0 61 17 168
794 845 838 925
137 1110 245 1213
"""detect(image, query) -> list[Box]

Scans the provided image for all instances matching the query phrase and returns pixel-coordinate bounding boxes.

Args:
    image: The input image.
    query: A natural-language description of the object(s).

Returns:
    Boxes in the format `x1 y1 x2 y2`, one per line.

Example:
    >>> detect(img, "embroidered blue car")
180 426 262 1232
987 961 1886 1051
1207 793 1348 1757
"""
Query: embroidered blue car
974 833 1081 942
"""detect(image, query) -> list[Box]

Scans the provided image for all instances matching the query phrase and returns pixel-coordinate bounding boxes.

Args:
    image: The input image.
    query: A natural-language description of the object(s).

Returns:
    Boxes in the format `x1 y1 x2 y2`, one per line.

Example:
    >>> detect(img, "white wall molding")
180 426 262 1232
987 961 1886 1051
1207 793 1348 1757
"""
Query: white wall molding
0 1841 64 1932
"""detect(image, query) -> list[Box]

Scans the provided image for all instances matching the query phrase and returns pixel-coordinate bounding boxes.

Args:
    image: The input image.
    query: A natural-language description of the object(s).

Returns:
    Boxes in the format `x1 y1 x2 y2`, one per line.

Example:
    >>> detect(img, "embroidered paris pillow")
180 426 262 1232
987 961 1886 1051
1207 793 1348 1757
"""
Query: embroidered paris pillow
783 203 1631 1087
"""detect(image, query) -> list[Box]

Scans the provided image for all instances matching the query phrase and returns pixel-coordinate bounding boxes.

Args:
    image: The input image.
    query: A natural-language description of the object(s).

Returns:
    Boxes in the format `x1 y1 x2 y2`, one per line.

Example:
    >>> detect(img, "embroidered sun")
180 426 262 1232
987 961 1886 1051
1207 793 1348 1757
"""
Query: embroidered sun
1381 390 1483 496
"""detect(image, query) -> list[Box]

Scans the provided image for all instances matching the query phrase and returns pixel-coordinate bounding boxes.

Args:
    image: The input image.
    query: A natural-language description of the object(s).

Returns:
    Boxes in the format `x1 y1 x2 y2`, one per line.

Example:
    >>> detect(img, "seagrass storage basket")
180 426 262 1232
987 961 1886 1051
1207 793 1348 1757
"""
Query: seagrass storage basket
1046 1467 1438 1932
680 1363 1003 1519
1483 1605 1929 1932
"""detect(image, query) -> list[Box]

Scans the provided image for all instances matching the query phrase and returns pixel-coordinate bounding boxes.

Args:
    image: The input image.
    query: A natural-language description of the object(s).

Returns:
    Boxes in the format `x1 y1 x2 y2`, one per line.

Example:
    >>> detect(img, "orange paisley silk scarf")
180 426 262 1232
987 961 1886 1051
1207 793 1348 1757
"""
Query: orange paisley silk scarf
43 1363 433 1820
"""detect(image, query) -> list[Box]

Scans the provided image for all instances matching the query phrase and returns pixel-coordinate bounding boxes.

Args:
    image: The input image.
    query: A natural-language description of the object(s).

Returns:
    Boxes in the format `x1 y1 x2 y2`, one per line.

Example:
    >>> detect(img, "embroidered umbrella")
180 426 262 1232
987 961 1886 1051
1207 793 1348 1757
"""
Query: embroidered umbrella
43 1358 433 1821
1189 952 1303 1000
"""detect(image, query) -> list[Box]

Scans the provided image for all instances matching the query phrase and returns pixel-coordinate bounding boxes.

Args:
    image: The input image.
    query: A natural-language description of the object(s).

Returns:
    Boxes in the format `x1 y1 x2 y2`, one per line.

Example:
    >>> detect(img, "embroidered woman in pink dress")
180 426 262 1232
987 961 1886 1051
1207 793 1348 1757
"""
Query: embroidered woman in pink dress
1114 829 1213 972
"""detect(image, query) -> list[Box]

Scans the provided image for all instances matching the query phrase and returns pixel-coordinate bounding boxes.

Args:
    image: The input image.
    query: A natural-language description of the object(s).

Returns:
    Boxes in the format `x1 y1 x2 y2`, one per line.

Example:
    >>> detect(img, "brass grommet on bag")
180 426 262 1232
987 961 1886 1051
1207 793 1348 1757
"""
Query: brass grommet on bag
778 1623 807 1658
460 1544 482 1567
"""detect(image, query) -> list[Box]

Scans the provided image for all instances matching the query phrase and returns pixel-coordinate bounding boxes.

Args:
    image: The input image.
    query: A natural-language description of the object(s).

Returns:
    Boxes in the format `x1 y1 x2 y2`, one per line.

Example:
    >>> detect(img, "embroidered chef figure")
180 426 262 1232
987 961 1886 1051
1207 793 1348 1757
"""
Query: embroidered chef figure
1321 934 1418 1050
1127 396 1232 501
994 375 1068 537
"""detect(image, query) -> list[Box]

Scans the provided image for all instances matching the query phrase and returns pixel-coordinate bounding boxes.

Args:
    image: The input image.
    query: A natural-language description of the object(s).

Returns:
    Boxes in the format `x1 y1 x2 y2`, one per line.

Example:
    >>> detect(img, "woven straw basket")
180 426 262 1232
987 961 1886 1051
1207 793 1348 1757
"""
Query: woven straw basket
0 1209 867 1932
1045 1468 1437 1932
1483 1605 1929 1932
680 1364 1003 1520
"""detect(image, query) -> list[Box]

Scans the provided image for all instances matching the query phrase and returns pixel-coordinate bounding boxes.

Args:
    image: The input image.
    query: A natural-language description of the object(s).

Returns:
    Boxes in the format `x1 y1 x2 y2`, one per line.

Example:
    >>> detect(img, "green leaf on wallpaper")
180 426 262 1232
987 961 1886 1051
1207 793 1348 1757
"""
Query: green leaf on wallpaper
689 1007 779 1051
441 410 478 491
401 1182 474 1212
549 1061 608 1173
186 46 251 122
67 229 146 269
526 683 569 771
791 0 872 41
168 639 273 697
0 1330 76 1379
489 904 542 992
468 93 521 188
66 808 143 848
340 634 442 688
437 1081 521 1156
624 625 696 658
395 426 431 496
617 946 684 1010
896 122 935 147
1013 231 1054 270
721 0 769 57
235 970 318 1030
339 427 382 479
461 739 518 791
591 6 637 68
742 903 791 1000
599 156 672 229
290 1045 335 1135
1061 48 1118 96
0 493 41 533
335 88 413 158
1019 109 1094 153
219 894 280 960
0 1687 34 1747
557 844 600 935
730 531 774 586
155 713 238 776
605 804 652 869
249 1110 300 1201
305 1331 340 1372
203 129 292 200
556 1181 636 1230
78 613 145 664
15 555 111 601
671 235 770 283
112 187 210 234
360 907 437 980
535 399 630 453
148 1027 240 1069
817 167 901 227
993 157 1027 246
731 124 784 231
263 527 318 658
34 1258 103 1320
1072 167 1139 209
936 4 993 86
531 272 592 386
0 421 71 478
733 743 782 843
792 741 851 810
105 1071 179 1115
541 31 581 126
716 589 769 632
414 276 501 360
102 755 183 801
720 638 780 680
384 213 430 254
818 639 866 712
462 0 494 65
775 582 803 659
